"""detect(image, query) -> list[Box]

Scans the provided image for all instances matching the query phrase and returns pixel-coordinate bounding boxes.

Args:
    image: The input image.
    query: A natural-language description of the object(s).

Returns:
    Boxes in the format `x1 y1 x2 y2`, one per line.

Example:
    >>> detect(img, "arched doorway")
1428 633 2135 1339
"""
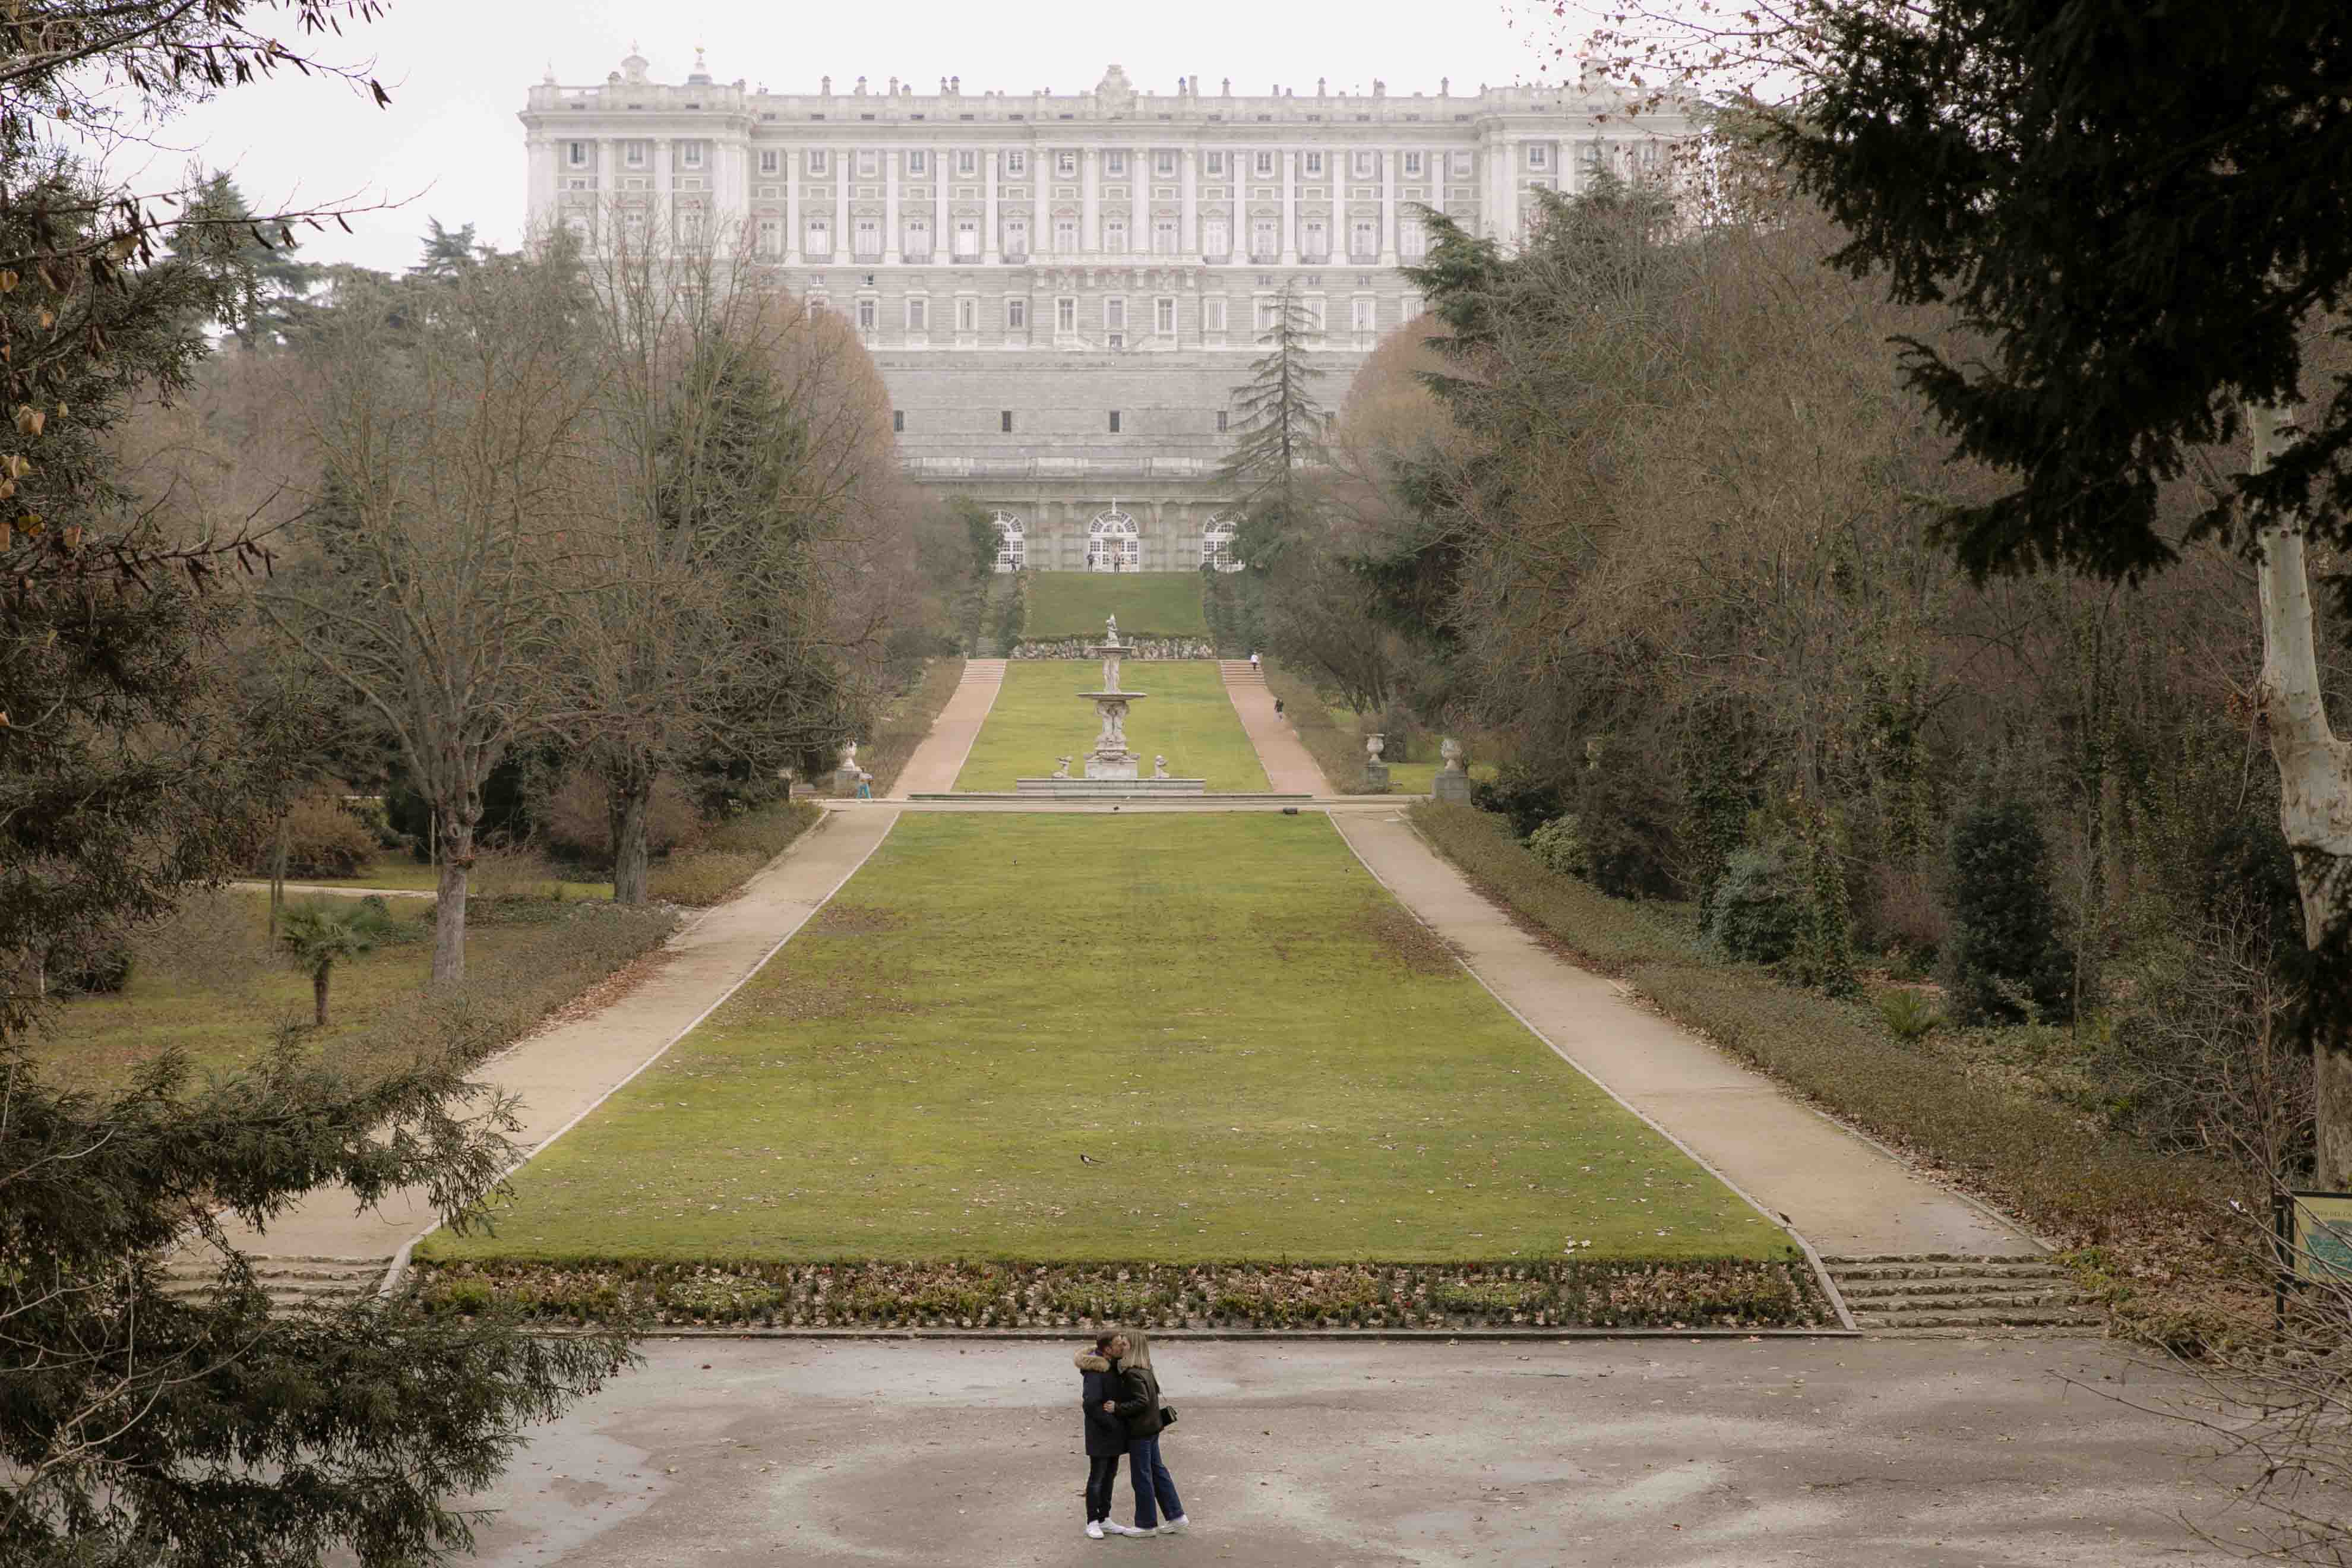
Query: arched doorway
1200 511 1244 573
1087 509 1140 572
991 510 1025 573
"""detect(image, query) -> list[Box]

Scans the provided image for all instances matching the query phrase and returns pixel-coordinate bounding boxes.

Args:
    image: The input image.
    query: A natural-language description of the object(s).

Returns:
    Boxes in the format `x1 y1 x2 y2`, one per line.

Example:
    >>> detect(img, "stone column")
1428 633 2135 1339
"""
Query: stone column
784 146 802 263
885 148 902 263
1281 147 1298 264
1380 146 1398 266
933 143 946 261
1180 146 1199 254
834 153 849 261
1130 148 1146 257
1082 146 1099 256
984 147 1000 263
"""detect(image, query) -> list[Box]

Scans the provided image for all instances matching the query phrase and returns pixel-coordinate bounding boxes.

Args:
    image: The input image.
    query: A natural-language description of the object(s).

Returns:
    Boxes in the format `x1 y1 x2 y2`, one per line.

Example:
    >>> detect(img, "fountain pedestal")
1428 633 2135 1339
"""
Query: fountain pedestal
1012 614 1207 796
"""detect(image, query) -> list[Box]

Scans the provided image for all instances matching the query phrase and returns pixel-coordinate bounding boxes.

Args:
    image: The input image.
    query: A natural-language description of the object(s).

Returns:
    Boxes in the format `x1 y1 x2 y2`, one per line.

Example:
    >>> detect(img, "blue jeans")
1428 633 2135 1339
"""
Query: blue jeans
1127 1436 1183 1530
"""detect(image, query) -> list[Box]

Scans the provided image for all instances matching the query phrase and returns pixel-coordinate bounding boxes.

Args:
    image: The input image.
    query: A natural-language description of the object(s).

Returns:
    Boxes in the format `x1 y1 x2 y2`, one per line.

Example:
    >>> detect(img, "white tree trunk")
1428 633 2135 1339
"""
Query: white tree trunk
431 814 474 991
2250 402 2352 1185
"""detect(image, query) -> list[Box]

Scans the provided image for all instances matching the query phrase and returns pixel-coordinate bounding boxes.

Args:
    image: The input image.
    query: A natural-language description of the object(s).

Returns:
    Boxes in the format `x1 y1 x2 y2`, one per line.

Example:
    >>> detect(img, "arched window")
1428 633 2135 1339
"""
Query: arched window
991 510 1025 573
1086 510 1140 572
1200 511 1243 573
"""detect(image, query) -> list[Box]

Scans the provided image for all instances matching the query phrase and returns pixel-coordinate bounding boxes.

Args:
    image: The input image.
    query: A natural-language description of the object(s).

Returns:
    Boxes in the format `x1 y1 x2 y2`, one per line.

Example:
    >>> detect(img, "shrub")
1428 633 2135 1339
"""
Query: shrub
1943 793 2072 1025
261 792 378 880
1877 988 1942 1041
1470 762 1567 840
1409 802 1700 970
644 802 821 906
1858 863 1949 963
1525 814 1590 879
1707 843 1805 965
50 945 132 996
1570 751 1682 901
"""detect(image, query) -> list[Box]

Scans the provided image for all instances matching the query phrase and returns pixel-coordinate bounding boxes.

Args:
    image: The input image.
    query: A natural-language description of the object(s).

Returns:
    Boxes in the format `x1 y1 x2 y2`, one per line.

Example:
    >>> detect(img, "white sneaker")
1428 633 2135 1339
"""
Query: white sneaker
1104 1522 1147 1537
1162 1516 1189 1532
1086 1521 1105 1539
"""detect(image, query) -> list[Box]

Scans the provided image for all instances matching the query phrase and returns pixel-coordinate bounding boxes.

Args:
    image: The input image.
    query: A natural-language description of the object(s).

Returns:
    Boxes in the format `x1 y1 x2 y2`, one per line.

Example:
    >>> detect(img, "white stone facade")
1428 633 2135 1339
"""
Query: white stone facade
521 53 1689 571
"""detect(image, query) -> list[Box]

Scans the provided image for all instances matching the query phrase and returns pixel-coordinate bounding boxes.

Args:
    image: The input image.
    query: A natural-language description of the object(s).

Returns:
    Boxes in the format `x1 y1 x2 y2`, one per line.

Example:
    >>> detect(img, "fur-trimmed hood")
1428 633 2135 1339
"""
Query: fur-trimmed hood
1075 1351 1111 1373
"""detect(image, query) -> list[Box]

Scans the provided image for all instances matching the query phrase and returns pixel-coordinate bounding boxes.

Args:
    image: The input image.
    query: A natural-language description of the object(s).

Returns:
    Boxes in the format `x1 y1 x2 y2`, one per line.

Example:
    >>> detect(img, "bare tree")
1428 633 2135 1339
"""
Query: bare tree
264 251 591 985
553 208 900 900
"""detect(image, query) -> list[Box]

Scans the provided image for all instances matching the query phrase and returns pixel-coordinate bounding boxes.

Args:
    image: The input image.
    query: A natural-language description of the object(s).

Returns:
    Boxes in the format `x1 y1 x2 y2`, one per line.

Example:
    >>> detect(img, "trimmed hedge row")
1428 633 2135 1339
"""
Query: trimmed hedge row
412 1256 1830 1331
1408 801 2245 1339
1259 661 1364 794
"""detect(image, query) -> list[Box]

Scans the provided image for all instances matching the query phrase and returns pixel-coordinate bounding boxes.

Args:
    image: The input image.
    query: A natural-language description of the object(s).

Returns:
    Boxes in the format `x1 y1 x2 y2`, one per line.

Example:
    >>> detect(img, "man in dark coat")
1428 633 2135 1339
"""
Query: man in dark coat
1076 1333 1142 1537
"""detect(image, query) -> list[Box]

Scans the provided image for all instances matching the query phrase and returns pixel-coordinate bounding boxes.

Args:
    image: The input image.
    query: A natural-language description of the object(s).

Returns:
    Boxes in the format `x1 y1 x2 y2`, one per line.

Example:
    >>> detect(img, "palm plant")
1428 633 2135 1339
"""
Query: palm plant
278 905 375 1027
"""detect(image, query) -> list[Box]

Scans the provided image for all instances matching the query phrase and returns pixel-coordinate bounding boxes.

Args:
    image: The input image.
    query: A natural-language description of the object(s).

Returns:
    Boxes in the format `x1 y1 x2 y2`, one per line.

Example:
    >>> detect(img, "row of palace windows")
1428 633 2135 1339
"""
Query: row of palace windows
892 409 1231 434
843 291 1420 340
565 143 1494 179
757 214 1434 260
984 510 1244 572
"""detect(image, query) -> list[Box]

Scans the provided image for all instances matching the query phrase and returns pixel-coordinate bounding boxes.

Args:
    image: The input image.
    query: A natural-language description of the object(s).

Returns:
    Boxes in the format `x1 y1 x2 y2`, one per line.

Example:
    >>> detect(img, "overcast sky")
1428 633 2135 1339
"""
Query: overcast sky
122 0 1588 276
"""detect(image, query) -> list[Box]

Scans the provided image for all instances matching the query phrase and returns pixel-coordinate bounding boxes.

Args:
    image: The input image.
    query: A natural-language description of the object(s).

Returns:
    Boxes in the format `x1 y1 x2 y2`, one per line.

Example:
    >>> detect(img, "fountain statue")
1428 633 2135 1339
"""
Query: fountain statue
1079 614 1145 779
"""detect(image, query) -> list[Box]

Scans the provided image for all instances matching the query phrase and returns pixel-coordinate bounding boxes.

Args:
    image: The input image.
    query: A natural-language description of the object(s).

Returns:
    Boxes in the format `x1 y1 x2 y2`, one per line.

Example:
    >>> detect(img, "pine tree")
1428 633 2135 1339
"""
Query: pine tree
169 172 323 347
1220 281 1327 558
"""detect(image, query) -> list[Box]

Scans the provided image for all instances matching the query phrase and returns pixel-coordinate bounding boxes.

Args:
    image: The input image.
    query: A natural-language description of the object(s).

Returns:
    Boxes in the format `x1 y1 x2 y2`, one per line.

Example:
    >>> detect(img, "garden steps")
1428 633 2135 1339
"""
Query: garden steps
1219 659 1266 685
958 659 1007 684
1822 1254 2100 1333
159 1253 395 1311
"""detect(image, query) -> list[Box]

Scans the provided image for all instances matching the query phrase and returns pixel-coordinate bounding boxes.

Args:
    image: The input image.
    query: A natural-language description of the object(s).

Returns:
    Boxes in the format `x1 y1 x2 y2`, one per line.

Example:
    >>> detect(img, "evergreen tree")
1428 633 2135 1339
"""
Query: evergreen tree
1221 280 1327 556
410 217 483 282
169 172 323 347
1942 792 2073 1026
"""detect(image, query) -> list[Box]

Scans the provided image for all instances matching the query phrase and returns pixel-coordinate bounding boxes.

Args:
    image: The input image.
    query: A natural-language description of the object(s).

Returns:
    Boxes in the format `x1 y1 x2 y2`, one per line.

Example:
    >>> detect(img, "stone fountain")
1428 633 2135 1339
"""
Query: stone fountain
1014 615 1206 796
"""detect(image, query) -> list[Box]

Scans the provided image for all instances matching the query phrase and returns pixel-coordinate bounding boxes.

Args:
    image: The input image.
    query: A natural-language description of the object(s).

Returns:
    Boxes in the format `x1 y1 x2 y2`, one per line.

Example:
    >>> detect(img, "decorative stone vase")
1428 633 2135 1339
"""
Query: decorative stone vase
1432 737 1473 802
1366 733 1386 761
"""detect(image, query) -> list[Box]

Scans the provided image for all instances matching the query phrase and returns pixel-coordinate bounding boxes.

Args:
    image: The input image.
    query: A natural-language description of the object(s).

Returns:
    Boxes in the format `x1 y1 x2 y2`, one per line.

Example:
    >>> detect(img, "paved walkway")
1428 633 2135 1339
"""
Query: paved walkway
1326 807 2039 1260
1219 660 1331 795
206 807 906 1265
459 1338 2234 1567
230 879 434 900
888 657 1004 797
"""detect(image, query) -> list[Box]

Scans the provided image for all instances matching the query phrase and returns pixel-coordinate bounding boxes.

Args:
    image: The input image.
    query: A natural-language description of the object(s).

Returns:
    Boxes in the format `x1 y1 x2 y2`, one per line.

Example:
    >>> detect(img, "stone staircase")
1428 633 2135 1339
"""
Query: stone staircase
1219 659 1265 686
160 1253 396 1313
960 657 1007 684
1823 1254 2100 1332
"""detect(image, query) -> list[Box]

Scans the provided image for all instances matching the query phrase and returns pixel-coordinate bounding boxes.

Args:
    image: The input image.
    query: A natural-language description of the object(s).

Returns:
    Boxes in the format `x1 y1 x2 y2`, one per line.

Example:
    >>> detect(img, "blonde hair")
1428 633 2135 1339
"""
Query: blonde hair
1119 1328 1153 1371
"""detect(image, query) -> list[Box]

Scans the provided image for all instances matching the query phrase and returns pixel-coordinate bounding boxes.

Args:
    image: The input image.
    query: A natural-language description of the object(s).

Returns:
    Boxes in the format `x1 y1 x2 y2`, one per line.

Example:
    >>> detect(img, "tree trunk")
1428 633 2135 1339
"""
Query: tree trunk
431 814 473 990
2250 402 2352 1185
313 965 331 1028
611 777 655 906
268 815 288 946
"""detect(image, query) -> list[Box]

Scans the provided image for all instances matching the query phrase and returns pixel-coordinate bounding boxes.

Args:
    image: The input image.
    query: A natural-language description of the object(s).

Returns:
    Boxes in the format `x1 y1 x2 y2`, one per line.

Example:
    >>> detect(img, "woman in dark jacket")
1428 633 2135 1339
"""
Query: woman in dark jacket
1109 1330 1187 1535
1076 1336 1142 1538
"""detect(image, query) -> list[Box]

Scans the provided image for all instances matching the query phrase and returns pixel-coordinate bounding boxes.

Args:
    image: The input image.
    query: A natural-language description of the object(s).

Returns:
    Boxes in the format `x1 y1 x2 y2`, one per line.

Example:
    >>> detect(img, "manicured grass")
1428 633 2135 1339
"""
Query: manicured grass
952 660 1272 792
1024 571 1209 638
426 813 1781 1267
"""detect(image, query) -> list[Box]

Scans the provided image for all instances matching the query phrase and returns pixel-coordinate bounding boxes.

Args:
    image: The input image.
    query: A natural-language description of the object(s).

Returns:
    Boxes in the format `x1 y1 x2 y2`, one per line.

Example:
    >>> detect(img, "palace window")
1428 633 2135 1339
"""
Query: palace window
1450 149 1471 175
1203 295 1227 333
758 149 779 175
906 296 928 332
1106 151 1127 176
902 218 928 259
567 141 590 167
1304 151 1324 176
1054 216 1078 251
1105 298 1126 346
1156 150 1176 175
1201 511 1243 572
757 216 780 255
1301 220 1327 261
957 297 977 332
1001 410 1015 432
1206 151 1226 176
1104 218 1127 251
954 219 979 258
1057 150 1077 175
1350 219 1378 258
1400 217 1428 258
893 410 905 432
1216 409 1229 432
805 216 831 254
1528 144 1549 169
681 142 704 169
855 297 875 330
854 217 881 257
1108 409 1123 432
1354 150 1376 178
1254 151 1275 176
909 150 928 175
1250 217 1277 260
1203 217 1230 257
1056 296 1076 333
1005 217 1029 257
1155 296 1176 334
1401 291 1424 320
809 150 830 175
1007 298 1028 330
1352 296 1376 334
1257 297 1280 332
1006 150 1028 175
1087 510 1139 571
624 141 647 167
1153 217 1177 254
958 149 978 175
1403 150 1424 177
857 150 878 177
1304 296 1326 332
991 511 1025 572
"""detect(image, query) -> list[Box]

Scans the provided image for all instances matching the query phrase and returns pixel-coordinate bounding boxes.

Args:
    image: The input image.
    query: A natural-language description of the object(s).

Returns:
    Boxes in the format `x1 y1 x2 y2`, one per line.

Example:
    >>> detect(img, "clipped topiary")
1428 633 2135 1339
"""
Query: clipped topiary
1942 792 2072 1026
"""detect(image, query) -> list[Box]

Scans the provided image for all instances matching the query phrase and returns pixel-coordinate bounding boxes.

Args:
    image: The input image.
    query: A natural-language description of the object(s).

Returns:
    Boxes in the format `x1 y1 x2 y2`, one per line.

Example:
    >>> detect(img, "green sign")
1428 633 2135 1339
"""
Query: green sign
2283 1191 2352 1283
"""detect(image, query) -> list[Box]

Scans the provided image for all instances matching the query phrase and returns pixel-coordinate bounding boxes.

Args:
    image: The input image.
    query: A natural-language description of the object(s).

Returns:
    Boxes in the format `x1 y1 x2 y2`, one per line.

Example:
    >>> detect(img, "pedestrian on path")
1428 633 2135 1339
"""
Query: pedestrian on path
1249 650 1260 671
1076 1335 1143 1538
1110 1330 1188 1536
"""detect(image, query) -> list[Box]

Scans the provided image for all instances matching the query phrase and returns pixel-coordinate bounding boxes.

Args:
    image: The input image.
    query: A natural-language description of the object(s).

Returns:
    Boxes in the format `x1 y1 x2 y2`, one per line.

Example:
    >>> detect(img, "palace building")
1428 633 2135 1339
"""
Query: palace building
521 53 1690 571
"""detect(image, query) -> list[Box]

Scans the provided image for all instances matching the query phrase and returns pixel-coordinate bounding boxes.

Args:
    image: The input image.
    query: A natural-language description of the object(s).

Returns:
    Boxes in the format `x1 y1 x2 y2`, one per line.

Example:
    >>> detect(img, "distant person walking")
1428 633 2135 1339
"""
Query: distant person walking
1109 1330 1188 1535
1249 650 1260 671
1076 1335 1142 1538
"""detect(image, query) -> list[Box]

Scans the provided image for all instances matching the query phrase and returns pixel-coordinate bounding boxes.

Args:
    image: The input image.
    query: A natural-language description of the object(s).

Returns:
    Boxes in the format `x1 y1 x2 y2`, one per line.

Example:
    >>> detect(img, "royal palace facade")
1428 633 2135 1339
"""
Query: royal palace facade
521 52 1689 571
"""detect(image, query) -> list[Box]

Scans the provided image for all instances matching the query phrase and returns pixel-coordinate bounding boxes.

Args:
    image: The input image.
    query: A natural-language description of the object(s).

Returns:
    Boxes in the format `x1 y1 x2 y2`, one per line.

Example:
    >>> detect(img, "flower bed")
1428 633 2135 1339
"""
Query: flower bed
410 1257 1830 1332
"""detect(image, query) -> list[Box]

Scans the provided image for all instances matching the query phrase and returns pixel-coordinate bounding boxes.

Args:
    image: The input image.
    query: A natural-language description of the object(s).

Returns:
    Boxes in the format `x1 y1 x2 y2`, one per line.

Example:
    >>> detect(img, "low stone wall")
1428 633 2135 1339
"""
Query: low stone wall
410 1257 1830 1332
1013 637 1216 660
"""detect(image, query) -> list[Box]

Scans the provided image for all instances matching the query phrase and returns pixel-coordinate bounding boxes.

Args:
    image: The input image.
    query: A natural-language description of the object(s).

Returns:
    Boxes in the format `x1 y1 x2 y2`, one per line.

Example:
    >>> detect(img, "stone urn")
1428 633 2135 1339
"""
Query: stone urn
1432 736 1472 802
1361 732 1391 795
1366 733 1386 761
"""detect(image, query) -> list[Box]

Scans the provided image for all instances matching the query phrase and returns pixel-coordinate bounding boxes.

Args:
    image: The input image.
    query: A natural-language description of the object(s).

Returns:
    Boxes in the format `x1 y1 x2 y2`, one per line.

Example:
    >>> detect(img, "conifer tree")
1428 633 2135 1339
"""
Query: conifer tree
1220 281 1327 558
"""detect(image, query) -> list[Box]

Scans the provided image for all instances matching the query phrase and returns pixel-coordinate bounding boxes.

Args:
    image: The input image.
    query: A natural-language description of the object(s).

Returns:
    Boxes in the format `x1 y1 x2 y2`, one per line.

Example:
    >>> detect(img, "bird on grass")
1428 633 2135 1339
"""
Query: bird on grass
1079 1153 1103 1166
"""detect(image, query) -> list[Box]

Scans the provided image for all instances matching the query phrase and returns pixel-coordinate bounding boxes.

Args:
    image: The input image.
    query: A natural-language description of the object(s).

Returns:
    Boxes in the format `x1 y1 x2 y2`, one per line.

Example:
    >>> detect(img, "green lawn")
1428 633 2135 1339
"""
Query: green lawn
426 814 1781 1266
953 660 1272 792
1025 571 1209 638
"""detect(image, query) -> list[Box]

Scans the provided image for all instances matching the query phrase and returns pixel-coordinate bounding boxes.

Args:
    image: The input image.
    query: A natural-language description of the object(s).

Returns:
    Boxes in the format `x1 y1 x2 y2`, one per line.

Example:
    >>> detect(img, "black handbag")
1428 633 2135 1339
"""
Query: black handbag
1160 1405 1177 1426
